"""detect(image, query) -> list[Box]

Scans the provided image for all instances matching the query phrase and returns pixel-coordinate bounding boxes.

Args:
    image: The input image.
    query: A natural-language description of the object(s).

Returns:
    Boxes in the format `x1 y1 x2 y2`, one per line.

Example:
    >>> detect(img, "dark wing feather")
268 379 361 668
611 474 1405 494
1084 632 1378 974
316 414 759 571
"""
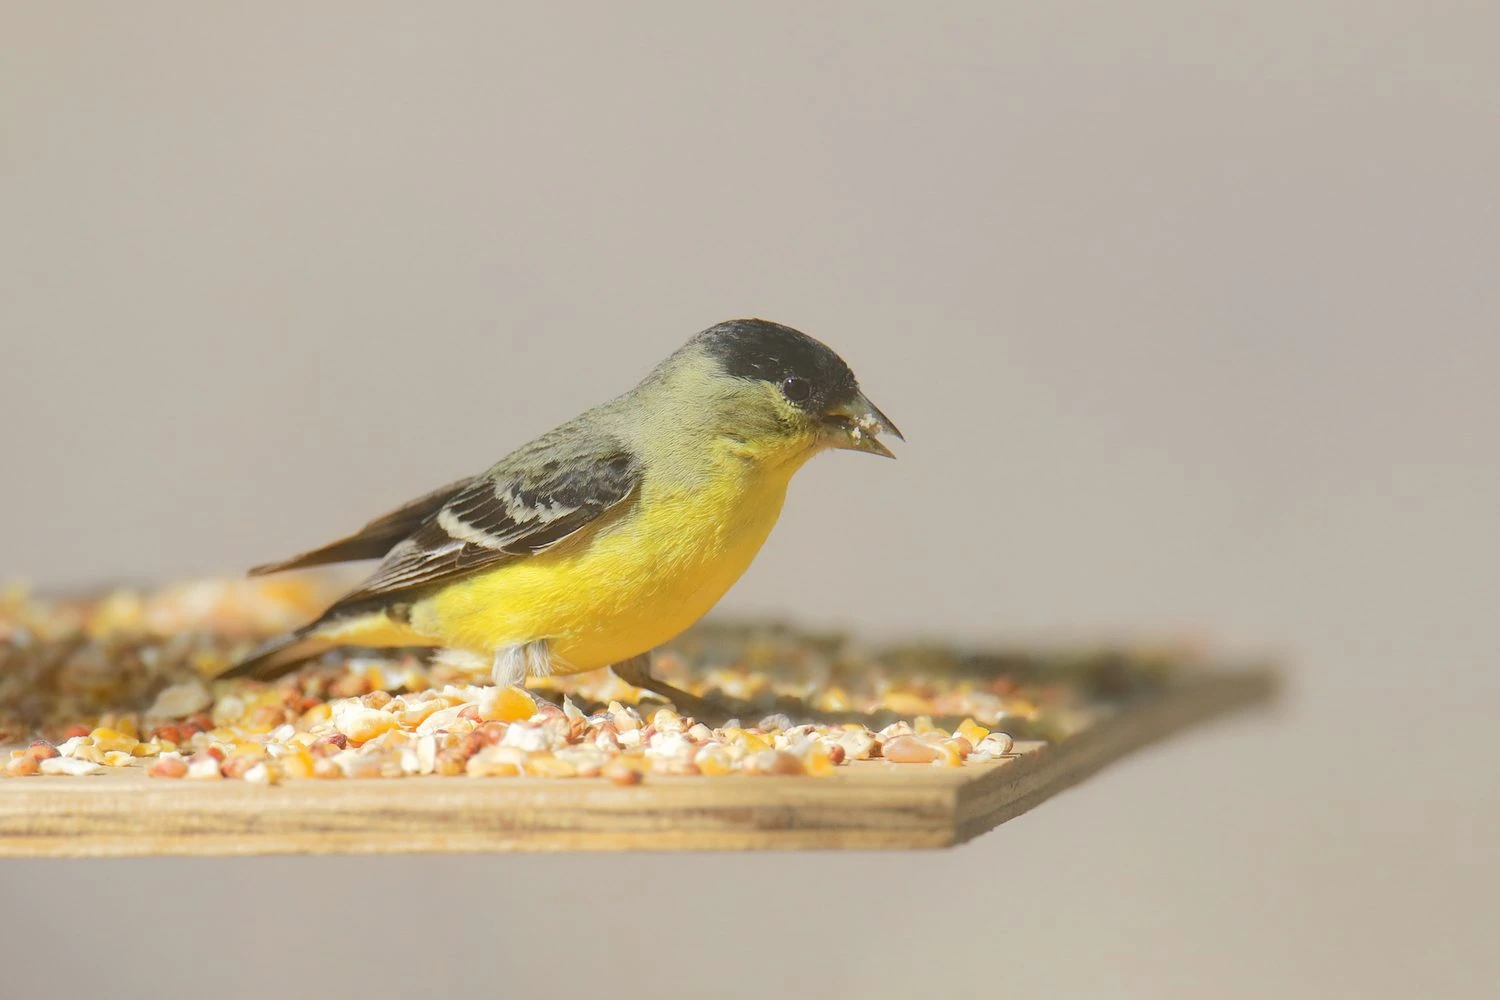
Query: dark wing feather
249 477 477 575
323 443 640 612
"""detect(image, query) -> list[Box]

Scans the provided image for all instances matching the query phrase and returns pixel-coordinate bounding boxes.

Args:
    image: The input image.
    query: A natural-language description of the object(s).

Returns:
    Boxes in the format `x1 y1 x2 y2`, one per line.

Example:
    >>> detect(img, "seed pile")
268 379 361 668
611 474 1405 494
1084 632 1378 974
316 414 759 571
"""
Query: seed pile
2 577 1183 783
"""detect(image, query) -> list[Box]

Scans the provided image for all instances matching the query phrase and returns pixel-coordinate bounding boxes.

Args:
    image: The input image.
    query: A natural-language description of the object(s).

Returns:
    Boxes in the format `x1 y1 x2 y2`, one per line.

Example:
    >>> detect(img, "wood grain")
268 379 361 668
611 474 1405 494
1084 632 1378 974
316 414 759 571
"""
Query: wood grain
0 669 1276 857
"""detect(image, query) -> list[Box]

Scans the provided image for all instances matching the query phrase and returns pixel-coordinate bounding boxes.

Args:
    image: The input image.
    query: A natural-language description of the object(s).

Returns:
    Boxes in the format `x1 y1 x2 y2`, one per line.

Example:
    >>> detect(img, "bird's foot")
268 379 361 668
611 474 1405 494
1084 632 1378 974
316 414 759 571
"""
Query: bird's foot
610 652 746 726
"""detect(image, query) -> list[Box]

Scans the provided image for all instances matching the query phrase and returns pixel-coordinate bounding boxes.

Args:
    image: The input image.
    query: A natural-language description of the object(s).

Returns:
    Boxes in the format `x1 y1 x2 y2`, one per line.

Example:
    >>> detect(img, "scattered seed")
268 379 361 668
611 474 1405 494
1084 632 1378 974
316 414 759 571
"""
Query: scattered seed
882 735 940 764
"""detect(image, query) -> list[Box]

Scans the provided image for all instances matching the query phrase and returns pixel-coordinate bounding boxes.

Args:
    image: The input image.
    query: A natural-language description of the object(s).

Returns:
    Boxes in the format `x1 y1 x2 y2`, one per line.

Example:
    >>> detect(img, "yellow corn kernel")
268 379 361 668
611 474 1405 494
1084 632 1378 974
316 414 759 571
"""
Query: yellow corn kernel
73 744 108 764
466 756 521 778
482 685 536 723
89 728 137 754
299 703 333 727
735 732 772 753
803 744 836 777
694 746 734 776
523 754 578 778
278 748 315 780
956 718 990 746
932 740 966 767
243 762 280 785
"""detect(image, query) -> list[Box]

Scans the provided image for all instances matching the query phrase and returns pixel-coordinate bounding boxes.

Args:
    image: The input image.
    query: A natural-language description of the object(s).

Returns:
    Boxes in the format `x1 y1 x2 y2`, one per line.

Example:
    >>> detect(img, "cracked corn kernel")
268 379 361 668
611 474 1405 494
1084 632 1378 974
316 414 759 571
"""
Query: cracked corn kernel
466 746 524 777
5 755 40 777
955 719 990 746
147 756 189 778
88 728 137 754
432 748 467 777
745 750 804 776
332 703 397 743
185 753 223 779
881 735 940 764
803 744 836 777
40 757 102 776
278 748 316 780
603 758 643 785
479 685 535 723
732 731 772 753
523 754 578 778
73 743 108 765
931 740 966 767
693 745 734 776
243 762 278 785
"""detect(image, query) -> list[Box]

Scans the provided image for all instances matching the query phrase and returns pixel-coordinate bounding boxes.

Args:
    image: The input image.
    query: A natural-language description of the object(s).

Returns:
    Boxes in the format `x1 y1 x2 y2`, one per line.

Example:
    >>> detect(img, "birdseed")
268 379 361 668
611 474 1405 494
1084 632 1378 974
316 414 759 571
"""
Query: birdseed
0 577 1190 782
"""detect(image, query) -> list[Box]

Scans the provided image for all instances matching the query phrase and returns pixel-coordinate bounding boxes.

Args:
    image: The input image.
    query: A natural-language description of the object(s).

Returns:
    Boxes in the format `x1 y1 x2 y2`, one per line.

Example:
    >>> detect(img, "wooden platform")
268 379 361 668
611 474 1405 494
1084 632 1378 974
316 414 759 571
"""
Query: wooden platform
0 670 1275 856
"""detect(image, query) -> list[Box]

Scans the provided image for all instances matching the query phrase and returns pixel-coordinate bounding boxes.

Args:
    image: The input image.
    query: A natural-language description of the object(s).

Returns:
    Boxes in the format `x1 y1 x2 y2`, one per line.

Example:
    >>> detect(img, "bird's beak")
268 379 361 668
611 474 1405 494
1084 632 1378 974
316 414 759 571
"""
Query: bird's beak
821 392 904 459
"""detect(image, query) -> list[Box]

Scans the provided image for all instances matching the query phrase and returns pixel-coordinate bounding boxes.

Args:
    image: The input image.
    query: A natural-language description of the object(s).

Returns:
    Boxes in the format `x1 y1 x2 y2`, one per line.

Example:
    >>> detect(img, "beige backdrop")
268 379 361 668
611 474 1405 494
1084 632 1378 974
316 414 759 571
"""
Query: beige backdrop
2 3 1497 997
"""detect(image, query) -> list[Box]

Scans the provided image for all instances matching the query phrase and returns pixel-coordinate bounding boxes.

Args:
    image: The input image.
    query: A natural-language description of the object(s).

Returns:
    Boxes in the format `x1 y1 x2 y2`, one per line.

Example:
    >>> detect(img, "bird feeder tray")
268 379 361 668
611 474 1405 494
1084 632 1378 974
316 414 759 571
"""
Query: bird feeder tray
0 577 1275 856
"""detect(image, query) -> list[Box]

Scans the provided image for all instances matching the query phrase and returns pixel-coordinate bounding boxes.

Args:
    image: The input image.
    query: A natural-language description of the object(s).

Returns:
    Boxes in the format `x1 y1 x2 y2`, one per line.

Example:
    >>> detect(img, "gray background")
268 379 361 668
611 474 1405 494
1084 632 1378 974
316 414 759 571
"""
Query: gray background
2 3 1496 997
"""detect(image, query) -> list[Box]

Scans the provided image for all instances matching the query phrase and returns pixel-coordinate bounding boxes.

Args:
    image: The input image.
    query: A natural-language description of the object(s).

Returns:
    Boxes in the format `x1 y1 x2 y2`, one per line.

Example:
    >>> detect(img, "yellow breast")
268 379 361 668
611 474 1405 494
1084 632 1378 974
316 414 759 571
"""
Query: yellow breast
412 436 813 672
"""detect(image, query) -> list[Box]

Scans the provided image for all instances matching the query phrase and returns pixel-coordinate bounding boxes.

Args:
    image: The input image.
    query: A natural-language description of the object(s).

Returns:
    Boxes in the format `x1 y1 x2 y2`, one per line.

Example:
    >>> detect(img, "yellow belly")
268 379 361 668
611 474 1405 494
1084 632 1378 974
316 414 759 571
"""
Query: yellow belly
406 450 802 672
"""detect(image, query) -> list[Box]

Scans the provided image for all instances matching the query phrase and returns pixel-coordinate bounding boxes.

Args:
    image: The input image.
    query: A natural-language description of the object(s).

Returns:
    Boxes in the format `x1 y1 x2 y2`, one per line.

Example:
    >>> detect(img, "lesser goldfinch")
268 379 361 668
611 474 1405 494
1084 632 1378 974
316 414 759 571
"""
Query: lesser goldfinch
221 318 901 709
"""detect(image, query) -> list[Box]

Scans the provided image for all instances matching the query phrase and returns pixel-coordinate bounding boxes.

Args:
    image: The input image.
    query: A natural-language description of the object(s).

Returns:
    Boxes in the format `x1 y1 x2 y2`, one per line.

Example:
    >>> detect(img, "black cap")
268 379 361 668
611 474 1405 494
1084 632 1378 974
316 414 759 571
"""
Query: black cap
695 318 859 414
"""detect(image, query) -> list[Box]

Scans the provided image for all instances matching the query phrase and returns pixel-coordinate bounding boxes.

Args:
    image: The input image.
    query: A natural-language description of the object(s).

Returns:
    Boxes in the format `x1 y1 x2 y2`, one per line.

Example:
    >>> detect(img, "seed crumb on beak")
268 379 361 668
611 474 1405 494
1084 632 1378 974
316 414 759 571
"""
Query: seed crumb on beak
822 391 901 458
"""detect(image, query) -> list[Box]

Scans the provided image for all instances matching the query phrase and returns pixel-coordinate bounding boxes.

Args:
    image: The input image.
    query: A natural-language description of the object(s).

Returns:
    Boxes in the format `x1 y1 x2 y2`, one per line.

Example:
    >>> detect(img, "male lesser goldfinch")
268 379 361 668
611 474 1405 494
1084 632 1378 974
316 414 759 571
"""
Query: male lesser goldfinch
222 319 901 710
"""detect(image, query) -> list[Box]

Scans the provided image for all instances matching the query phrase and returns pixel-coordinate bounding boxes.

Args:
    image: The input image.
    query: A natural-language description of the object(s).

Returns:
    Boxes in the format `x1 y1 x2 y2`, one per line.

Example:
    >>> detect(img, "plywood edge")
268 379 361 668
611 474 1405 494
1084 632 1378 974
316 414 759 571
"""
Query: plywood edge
951 667 1280 845
0 761 977 857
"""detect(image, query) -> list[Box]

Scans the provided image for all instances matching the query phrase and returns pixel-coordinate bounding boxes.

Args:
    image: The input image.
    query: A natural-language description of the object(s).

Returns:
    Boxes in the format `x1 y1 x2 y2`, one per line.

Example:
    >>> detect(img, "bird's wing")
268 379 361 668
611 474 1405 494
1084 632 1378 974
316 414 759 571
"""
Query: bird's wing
249 477 479 575
325 441 641 611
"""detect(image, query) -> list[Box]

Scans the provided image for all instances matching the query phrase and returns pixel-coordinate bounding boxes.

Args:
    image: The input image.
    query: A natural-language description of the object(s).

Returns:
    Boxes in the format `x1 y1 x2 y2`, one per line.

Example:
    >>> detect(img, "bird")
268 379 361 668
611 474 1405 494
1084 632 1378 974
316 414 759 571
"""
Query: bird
220 318 902 713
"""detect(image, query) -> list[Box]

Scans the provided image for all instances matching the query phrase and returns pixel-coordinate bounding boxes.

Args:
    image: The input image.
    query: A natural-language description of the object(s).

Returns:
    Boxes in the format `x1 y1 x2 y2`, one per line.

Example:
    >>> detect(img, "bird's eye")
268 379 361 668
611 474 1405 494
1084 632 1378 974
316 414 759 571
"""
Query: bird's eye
780 376 812 403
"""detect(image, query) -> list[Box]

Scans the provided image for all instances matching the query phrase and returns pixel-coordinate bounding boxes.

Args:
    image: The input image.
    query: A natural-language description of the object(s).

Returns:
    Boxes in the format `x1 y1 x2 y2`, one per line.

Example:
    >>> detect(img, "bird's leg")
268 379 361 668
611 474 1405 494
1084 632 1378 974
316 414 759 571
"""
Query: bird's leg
492 641 565 708
611 652 730 723
491 645 530 688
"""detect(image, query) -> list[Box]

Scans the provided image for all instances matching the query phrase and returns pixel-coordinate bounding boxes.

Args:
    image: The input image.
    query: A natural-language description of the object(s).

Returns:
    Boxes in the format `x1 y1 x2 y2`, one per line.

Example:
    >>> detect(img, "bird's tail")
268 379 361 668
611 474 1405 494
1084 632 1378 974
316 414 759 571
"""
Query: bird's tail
220 625 333 681
219 608 435 681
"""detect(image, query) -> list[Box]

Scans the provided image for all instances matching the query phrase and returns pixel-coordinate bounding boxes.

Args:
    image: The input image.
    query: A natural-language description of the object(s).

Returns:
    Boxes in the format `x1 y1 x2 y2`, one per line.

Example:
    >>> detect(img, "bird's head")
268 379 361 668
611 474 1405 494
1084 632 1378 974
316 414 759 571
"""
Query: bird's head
681 318 903 462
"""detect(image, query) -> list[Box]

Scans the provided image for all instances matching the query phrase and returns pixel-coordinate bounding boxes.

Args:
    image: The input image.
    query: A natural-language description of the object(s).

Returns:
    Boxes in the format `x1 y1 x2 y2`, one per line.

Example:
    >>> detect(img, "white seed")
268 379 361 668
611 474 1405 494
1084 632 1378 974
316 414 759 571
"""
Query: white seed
416 704 467 734
56 736 92 758
833 729 877 760
243 762 277 785
212 695 246 727
646 732 696 760
147 679 212 719
39 757 103 776
332 703 397 743
186 754 224 779
501 722 551 752
974 732 1015 756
